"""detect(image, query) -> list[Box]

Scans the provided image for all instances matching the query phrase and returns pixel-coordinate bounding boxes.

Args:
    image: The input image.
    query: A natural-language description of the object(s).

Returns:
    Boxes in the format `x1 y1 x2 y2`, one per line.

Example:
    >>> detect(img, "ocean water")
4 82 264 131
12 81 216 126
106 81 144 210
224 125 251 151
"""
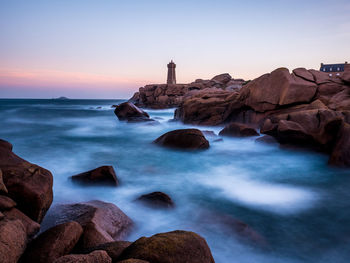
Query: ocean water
1 98 350 263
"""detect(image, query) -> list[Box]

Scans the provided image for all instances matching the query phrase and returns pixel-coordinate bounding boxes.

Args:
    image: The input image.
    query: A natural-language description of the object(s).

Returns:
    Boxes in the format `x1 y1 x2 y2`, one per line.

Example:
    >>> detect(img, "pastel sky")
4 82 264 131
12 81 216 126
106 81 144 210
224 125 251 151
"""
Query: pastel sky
1 0 349 99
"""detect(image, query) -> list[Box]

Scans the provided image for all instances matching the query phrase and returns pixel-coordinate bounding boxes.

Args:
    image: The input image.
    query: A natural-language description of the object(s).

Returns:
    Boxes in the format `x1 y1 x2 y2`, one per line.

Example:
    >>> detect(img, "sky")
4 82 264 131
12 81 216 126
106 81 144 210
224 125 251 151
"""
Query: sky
0 0 349 99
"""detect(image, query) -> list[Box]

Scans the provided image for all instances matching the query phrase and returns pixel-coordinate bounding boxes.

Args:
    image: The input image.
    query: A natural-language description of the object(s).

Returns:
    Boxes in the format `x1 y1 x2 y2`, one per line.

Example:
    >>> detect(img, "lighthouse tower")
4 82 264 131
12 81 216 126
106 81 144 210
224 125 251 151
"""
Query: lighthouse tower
167 60 176 84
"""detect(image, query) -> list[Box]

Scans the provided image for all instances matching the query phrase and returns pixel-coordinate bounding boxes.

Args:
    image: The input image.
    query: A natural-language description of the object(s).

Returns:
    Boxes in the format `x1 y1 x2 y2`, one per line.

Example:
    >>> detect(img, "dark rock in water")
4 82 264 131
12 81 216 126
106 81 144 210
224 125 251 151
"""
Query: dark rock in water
0 139 53 223
54 250 112 263
80 241 132 261
42 200 133 250
114 102 151 122
118 230 215 263
0 218 28 263
329 122 350 166
71 166 119 186
3 208 40 238
0 195 16 210
136 192 174 208
21 221 83 263
117 259 150 263
219 123 259 137
153 129 209 150
255 135 278 144
0 169 8 193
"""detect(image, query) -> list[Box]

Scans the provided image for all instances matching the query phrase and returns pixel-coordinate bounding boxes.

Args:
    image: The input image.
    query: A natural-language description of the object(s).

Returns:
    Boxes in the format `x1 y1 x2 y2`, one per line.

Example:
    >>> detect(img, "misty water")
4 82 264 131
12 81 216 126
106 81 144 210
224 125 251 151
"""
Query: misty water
1 99 350 263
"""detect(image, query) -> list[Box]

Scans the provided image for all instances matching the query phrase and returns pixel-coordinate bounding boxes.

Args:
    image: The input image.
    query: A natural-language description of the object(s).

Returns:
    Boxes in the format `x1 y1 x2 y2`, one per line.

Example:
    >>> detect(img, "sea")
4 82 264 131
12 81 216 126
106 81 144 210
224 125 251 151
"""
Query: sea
1 98 350 263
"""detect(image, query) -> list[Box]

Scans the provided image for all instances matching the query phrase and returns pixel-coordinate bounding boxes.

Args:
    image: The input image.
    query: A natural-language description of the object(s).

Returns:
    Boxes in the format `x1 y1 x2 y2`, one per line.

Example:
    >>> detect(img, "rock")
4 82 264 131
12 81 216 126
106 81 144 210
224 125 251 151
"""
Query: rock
0 211 3 219
136 192 174 208
3 208 40 237
219 123 259 137
114 102 150 122
54 250 112 263
80 241 132 261
118 230 215 263
153 129 209 150
21 221 83 263
255 135 278 144
292 68 315 82
0 195 16 210
71 166 119 186
117 259 149 263
211 73 232 84
0 139 53 223
0 218 28 263
329 122 350 166
43 200 133 250
0 169 8 193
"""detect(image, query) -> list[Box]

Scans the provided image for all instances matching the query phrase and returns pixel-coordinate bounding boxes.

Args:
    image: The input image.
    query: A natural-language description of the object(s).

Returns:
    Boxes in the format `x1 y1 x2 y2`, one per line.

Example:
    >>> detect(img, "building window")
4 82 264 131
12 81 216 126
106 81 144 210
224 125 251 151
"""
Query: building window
337 67 340 71
330 68 332 71
323 68 326 72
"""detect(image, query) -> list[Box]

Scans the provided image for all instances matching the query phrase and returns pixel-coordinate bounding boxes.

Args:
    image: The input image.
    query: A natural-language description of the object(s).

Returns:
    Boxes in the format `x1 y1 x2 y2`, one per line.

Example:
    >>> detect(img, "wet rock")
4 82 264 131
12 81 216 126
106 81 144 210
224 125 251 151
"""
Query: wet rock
71 166 119 186
80 241 132 261
3 208 40 237
219 123 259 137
153 129 209 150
329 122 350 166
0 169 8 193
114 102 150 122
118 230 215 263
136 192 174 208
21 221 83 263
43 200 133 250
0 139 53 223
255 135 278 144
0 195 16 210
0 218 28 263
54 250 112 263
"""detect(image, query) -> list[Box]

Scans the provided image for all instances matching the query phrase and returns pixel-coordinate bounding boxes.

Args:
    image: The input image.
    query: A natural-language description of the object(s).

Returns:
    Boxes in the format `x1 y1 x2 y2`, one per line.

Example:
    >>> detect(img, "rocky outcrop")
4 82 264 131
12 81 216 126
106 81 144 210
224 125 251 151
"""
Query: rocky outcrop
54 250 112 263
3 208 40 238
0 195 16 210
219 123 259 137
81 241 132 262
118 230 215 263
21 221 83 263
114 102 153 122
0 139 53 222
153 129 209 150
130 73 245 109
71 166 119 186
43 200 133 250
329 122 350 166
136 192 174 208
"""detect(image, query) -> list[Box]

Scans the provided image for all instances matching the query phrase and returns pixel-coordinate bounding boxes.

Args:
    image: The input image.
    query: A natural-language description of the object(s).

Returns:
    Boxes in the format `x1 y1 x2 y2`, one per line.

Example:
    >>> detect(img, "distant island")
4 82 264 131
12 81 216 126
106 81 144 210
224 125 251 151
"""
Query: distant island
52 96 69 100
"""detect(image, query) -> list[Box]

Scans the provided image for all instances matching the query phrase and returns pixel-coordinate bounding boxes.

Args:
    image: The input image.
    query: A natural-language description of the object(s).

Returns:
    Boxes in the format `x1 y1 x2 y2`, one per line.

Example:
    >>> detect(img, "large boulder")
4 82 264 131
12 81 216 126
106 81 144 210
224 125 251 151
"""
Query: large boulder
54 250 112 263
211 73 232 85
153 129 209 150
0 195 16 210
71 166 119 186
118 230 215 263
80 241 132 261
0 139 53 222
114 102 151 122
21 221 83 263
3 208 40 237
136 192 174 208
329 122 350 166
219 123 259 137
43 200 133 250
0 218 28 263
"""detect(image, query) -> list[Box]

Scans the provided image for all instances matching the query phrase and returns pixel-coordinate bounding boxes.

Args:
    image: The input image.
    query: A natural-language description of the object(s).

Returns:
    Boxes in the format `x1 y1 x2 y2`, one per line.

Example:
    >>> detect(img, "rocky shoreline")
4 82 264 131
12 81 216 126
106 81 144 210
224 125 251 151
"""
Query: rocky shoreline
130 67 350 167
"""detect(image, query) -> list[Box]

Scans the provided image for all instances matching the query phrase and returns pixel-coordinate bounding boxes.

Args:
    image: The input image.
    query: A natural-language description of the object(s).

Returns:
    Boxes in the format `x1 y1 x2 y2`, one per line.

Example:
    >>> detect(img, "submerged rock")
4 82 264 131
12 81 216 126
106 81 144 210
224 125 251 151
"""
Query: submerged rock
136 192 174 208
21 221 83 263
71 166 119 186
114 102 151 122
54 250 112 263
118 230 215 263
153 129 209 150
0 139 53 222
219 123 259 137
43 200 133 250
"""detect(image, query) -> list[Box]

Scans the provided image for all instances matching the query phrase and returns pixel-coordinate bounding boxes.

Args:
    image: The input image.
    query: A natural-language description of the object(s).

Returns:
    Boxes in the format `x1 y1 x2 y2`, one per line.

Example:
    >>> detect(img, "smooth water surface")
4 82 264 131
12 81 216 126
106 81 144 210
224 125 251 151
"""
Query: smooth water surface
1 99 350 263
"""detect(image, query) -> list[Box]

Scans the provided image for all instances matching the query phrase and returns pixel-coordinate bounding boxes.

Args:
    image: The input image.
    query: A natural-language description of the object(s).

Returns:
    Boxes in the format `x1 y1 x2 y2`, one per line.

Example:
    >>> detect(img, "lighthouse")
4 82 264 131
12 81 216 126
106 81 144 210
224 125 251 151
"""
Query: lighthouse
167 60 176 84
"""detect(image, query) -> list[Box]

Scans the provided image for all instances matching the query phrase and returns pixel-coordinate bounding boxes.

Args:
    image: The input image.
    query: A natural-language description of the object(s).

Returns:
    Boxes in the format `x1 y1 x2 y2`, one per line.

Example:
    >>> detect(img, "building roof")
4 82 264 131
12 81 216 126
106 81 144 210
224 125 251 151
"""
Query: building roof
320 63 345 72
